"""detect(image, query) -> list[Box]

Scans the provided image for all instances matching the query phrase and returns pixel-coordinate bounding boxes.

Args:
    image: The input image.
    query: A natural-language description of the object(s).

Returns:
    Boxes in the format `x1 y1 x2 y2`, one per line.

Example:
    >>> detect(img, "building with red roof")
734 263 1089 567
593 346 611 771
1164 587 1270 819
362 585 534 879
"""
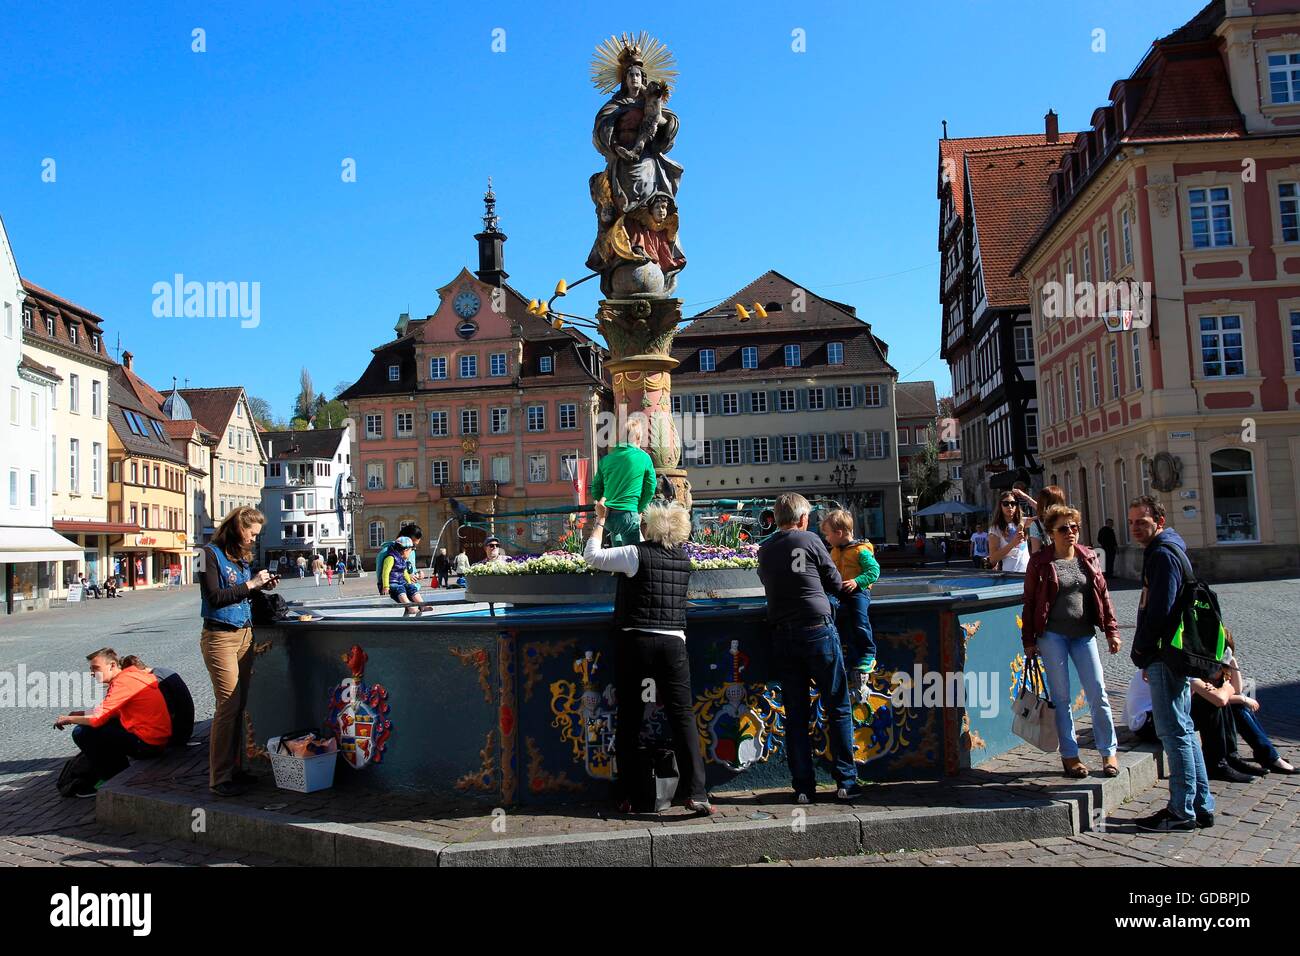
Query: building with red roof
1014 0 1300 579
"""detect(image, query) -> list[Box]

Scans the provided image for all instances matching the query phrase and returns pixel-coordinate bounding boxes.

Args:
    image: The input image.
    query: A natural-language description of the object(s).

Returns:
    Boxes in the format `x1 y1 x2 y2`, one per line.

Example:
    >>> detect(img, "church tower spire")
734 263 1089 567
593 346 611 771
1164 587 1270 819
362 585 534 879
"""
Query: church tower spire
474 177 509 287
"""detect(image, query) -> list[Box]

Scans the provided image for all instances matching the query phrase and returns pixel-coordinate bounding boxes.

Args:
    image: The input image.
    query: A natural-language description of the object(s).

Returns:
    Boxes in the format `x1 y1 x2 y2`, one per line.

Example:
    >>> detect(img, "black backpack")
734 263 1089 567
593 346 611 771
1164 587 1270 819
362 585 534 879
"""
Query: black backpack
1159 541 1228 681
56 752 98 798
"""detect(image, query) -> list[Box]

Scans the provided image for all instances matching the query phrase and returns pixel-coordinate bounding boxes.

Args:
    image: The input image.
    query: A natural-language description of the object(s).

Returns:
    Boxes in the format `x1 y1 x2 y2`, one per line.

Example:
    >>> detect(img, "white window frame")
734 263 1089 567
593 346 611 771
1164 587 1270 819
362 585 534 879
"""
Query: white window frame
491 407 510 434
1280 182 1300 243
365 414 383 439
780 435 798 463
722 438 741 466
459 354 478 378
720 392 739 416
741 346 758 369
1089 353 1101 407
1188 187 1234 248
809 434 827 462
430 410 448 436
430 356 447 380
395 411 413 437
777 389 796 413
699 348 715 372
528 454 548 483
559 403 577 430
1109 341 1121 399
1268 50 1300 104
1199 315 1246 378
527 405 545 432
387 365 400 382
461 408 479 435
396 460 416 489
369 521 385 549
1013 326 1034 364
827 342 844 365
1121 208 1134 265
752 436 770 464
461 457 481 483
750 390 768 414
864 385 882 407
490 352 508 377
1132 334 1143 390
1100 226 1112 281
538 354 554 374
806 387 825 411
431 459 449 485
835 385 853 409
693 394 711 416
783 344 800 367
1290 310 1300 373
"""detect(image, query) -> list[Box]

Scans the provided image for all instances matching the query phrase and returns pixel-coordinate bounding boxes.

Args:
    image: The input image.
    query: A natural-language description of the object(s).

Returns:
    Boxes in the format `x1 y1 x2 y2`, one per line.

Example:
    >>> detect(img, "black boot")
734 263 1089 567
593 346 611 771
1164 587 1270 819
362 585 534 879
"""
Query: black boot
1208 761 1254 783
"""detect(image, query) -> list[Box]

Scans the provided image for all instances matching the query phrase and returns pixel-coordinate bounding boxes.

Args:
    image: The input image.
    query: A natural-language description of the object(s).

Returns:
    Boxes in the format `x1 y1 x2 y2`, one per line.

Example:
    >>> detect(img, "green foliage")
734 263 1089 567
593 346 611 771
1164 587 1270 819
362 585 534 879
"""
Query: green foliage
908 426 952 510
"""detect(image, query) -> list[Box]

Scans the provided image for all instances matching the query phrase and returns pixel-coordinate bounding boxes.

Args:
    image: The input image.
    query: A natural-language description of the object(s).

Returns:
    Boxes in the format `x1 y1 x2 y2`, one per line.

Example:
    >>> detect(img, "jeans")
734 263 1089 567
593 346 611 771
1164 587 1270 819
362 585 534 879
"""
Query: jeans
72 718 164 782
613 630 708 803
1231 703 1280 764
604 509 641 548
771 618 857 793
1036 630 1118 759
1147 660 1214 821
829 590 875 670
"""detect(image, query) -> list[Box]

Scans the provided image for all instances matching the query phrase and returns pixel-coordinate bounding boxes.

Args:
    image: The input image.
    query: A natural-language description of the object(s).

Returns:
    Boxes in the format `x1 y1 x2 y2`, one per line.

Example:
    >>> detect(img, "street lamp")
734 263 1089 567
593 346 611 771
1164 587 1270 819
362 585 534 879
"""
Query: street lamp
342 476 365 574
830 444 857 509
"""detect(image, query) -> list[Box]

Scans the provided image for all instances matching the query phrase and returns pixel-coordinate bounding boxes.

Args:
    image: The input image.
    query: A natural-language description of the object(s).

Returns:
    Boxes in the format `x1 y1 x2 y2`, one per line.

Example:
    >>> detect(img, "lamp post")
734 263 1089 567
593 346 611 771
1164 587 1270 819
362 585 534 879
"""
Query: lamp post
342 476 365 574
830 444 857 516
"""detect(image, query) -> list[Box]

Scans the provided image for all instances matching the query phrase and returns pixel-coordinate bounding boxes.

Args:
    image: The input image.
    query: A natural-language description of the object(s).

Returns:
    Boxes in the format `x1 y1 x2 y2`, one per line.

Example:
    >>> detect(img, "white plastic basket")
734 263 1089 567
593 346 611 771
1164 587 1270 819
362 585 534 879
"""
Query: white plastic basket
266 736 338 793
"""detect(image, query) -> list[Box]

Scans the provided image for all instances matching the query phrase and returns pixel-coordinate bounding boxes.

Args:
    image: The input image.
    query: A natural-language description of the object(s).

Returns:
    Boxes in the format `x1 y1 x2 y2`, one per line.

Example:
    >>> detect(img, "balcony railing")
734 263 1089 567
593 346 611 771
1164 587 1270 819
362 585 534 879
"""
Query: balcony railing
438 480 499 497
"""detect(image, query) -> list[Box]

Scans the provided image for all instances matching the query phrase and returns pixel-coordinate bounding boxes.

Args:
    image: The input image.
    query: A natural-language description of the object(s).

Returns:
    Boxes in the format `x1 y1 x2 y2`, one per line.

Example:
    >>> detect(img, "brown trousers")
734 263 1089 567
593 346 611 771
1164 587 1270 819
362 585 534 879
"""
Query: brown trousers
200 625 253 787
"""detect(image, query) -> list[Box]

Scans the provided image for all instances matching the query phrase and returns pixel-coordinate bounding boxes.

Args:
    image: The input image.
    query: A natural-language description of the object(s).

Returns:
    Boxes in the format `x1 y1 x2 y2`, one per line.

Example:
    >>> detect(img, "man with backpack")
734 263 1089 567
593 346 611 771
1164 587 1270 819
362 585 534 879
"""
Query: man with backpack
1128 495 1215 832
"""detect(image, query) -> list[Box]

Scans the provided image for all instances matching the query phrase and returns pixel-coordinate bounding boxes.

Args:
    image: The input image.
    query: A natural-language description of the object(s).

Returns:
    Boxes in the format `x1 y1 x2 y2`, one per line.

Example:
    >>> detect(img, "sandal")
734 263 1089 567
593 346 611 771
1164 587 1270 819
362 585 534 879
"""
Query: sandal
1101 759 1120 778
1062 759 1090 779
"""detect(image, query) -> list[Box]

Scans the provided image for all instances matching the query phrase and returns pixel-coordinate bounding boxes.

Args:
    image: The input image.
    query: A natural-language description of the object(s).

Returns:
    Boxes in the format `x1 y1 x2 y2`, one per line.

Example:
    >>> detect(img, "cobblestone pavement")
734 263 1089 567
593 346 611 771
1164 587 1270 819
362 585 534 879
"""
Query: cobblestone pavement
0 578 1296 866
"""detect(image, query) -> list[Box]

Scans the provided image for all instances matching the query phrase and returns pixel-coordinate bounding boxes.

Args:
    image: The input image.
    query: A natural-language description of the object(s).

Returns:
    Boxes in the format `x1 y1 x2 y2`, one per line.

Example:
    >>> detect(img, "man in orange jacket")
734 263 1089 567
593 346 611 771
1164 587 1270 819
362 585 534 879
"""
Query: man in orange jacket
56 647 172 785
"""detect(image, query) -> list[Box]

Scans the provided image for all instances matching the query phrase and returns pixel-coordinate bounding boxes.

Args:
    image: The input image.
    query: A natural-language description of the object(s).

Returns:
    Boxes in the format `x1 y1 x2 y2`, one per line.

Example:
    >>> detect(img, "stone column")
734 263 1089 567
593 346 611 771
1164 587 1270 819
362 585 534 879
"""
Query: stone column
597 296 692 510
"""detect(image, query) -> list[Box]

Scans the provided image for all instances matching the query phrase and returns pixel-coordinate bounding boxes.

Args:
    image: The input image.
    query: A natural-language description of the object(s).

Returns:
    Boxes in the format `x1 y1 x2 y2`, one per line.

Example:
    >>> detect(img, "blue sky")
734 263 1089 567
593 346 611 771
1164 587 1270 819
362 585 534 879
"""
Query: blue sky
1 0 1207 416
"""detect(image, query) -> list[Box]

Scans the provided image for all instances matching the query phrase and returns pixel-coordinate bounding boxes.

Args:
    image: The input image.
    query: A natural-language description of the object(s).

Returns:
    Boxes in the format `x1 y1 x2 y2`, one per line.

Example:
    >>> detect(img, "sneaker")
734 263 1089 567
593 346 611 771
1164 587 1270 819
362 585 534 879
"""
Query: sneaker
793 792 813 806
1134 808 1196 832
1208 761 1255 784
860 656 877 675
1196 810 1215 829
835 783 865 802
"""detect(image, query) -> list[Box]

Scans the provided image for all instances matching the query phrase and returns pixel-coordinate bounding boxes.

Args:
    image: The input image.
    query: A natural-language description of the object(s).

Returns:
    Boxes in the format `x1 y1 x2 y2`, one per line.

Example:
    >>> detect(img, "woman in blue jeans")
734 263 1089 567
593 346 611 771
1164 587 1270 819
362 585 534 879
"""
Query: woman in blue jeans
1020 505 1122 778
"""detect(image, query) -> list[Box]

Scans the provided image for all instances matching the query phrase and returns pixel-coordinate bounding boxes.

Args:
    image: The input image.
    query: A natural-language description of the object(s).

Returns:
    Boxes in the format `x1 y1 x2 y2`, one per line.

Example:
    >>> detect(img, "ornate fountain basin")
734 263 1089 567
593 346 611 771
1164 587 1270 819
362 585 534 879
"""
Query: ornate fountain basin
467 568 763 604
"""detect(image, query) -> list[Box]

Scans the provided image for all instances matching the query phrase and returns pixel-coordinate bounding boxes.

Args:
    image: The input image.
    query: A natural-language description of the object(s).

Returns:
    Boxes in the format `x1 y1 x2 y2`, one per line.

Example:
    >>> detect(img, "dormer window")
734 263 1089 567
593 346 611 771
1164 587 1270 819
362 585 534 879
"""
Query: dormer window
22 308 32 329
784 344 800 368
699 348 715 372
387 364 400 381
91 333 99 352
46 314 54 336
1268 51 1300 104
539 354 554 374
69 323 78 345
827 342 844 365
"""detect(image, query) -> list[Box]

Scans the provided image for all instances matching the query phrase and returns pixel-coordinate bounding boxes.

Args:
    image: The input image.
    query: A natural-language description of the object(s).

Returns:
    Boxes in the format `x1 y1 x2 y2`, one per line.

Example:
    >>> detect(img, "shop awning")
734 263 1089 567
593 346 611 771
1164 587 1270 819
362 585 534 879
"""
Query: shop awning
53 520 140 535
0 525 84 563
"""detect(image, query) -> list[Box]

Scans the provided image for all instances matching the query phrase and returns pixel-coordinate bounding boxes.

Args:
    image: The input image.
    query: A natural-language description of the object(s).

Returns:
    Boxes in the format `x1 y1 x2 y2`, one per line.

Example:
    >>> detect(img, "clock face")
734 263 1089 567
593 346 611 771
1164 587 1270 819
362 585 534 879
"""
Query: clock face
453 291 481 319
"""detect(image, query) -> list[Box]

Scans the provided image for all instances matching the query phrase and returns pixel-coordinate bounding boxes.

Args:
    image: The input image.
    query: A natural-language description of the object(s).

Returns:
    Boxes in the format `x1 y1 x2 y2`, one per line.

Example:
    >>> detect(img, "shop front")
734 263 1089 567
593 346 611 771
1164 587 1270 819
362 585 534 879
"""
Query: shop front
52 521 139 594
111 530 188 590
0 525 83 614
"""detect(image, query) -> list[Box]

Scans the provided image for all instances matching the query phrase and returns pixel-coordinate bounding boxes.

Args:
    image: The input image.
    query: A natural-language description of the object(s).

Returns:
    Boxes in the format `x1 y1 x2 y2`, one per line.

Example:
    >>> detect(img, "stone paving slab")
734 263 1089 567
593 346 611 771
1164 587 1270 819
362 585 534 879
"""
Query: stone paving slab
88 699 1153 866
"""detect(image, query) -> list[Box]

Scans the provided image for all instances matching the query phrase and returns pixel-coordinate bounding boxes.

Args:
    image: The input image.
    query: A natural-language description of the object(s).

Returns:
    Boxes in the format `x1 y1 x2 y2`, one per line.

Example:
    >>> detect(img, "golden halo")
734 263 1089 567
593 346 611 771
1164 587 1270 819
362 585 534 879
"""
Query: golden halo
591 32 678 94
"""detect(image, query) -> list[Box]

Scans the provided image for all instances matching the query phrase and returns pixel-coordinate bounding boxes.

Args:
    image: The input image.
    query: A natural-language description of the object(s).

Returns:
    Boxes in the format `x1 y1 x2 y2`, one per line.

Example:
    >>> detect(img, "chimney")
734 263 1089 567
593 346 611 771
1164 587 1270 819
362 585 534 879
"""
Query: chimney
1045 109 1059 144
122 350 133 370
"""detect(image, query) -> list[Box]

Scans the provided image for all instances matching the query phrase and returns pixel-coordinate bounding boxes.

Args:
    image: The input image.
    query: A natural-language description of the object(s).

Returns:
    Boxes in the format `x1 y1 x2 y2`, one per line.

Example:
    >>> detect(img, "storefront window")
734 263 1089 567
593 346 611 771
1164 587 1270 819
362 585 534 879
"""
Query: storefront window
1211 448 1258 543
862 491 884 541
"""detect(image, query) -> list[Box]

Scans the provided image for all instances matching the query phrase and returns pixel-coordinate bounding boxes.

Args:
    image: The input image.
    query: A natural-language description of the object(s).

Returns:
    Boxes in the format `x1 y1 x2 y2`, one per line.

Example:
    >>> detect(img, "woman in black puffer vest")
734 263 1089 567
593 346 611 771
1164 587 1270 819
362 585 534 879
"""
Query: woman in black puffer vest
584 497 712 815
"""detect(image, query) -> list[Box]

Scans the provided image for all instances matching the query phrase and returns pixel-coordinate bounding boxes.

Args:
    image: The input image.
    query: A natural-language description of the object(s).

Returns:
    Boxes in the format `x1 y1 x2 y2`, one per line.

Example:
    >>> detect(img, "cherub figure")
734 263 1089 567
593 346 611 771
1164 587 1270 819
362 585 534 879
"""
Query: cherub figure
614 81 671 162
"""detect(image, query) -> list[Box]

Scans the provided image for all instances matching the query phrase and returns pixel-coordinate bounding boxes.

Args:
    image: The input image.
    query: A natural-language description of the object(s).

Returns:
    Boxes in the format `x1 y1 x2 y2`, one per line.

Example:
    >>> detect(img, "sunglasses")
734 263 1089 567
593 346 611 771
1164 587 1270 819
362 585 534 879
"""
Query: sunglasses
1000 501 1018 507
1052 524 1080 534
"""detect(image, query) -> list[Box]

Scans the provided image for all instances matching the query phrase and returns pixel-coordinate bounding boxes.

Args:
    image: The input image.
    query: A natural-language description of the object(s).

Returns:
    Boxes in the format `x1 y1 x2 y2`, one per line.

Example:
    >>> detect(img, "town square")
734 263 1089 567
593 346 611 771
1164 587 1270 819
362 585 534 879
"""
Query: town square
1 0 1298 933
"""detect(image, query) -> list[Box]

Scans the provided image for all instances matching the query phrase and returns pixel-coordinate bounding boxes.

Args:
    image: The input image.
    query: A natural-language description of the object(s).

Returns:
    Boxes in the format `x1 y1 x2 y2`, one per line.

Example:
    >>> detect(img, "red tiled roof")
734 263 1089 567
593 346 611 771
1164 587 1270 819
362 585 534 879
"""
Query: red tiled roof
965 141 1078 307
21 280 112 366
162 418 216 443
1123 43 1244 144
177 387 243 436
939 134 1063 218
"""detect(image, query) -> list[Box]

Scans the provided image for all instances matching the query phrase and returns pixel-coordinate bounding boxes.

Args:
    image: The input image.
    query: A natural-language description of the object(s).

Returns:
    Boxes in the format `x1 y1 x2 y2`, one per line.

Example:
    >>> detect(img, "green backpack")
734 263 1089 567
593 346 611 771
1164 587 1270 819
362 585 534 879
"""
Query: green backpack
1161 541 1227 681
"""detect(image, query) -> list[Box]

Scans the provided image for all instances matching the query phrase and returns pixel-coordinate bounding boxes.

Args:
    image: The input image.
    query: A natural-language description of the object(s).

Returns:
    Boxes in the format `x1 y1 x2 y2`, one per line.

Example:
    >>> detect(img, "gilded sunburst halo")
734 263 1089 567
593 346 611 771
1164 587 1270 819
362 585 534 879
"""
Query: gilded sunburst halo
590 32 678 94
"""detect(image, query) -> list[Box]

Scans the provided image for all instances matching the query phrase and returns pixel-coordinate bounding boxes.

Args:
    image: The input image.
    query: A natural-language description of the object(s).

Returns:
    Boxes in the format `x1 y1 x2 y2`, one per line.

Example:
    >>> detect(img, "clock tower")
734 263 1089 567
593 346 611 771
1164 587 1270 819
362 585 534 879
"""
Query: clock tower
474 178 508 288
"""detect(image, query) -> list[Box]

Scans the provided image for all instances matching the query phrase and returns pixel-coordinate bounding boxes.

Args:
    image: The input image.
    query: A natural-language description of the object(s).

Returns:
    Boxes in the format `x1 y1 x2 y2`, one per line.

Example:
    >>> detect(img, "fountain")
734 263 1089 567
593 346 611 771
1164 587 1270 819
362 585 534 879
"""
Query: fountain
243 34 1036 806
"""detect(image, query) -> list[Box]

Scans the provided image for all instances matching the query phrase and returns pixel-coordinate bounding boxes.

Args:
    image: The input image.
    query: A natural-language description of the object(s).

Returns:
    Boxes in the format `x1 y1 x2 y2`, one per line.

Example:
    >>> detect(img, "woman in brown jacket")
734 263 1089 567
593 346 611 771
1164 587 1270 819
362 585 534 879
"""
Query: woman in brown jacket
1020 504 1122 779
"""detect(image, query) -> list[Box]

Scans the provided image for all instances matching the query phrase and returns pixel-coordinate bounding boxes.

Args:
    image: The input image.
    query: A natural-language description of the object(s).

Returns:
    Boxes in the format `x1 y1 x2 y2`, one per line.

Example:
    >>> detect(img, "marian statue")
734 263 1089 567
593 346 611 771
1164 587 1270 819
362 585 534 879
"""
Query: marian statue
586 33 686 298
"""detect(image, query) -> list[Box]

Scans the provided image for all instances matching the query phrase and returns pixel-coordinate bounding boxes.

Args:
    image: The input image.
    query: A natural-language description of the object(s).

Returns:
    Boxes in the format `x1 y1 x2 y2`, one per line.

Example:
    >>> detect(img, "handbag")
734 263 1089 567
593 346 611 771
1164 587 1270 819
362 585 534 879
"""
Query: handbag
630 746 680 813
1011 656 1060 752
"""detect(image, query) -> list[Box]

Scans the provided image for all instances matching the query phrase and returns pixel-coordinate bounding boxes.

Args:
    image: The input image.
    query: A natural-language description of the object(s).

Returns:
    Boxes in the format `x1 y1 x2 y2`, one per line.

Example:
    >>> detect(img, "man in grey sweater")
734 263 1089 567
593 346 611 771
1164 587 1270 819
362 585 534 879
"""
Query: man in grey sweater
757 493 861 804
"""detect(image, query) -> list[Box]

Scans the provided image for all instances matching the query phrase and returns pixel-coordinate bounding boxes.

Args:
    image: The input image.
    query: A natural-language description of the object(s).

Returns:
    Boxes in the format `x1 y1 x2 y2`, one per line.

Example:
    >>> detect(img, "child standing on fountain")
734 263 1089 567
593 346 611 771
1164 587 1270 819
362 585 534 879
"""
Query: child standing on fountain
383 536 425 617
590 416 657 546
819 509 880 699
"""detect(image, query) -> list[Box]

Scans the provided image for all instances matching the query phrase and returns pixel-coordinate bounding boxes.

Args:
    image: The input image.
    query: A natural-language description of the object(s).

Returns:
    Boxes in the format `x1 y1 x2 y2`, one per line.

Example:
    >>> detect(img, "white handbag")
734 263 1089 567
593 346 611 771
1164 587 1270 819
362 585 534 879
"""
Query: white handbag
1011 656 1060 752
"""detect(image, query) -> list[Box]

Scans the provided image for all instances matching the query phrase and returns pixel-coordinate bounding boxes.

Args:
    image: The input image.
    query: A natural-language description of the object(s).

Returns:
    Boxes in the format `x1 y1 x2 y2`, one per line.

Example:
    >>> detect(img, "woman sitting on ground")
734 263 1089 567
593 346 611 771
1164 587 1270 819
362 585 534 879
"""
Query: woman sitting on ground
1191 632 1296 778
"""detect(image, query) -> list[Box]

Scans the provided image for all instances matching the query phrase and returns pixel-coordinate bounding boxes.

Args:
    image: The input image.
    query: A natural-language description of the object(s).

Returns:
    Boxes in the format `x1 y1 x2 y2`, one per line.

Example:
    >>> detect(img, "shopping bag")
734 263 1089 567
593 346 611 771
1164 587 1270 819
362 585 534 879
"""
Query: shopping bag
1011 656 1059 752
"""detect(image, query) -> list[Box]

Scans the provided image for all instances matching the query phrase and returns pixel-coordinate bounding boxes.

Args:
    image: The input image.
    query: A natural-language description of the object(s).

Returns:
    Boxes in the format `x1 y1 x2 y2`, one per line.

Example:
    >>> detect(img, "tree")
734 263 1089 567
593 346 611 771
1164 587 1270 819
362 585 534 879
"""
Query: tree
938 396 955 418
246 395 279 430
313 395 349 429
294 368 315 422
909 426 953 510
333 380 353 400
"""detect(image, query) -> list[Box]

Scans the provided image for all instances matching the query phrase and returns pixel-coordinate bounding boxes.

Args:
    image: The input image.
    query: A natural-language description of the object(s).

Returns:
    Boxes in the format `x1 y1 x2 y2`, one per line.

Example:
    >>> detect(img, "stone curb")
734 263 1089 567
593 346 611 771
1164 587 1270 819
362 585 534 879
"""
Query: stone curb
97 750 1162 866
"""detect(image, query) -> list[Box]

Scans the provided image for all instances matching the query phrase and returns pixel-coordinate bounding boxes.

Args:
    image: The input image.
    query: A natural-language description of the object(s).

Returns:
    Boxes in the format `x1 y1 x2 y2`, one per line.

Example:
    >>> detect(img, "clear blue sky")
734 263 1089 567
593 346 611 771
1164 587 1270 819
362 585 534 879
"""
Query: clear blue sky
1 0 1206 417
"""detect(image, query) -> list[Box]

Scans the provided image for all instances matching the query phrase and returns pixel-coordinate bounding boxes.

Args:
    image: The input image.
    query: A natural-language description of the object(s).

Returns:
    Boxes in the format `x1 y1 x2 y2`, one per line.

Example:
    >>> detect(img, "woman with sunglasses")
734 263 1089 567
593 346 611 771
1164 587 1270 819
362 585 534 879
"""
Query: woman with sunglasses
1021 504 1121 778
988 496 1030 572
